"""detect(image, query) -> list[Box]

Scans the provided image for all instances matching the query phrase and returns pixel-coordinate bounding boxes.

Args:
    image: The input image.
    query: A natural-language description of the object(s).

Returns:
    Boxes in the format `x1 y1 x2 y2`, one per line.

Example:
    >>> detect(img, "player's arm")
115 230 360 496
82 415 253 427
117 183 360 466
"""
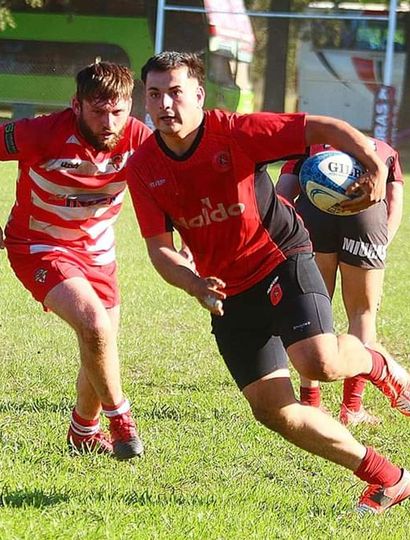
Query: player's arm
386 180 403 246
145 232 226 316
304 115 388 211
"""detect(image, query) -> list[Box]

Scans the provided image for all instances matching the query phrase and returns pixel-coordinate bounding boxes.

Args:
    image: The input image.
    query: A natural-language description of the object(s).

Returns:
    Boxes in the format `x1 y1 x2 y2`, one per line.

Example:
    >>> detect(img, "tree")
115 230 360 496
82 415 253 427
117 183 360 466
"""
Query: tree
0 1 44 31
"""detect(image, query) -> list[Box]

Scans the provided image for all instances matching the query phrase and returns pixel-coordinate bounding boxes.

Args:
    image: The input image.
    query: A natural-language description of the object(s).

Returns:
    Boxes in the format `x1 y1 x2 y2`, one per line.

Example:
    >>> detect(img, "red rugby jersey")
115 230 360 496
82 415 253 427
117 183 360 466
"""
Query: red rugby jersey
2 109 151 264
128 109 312 296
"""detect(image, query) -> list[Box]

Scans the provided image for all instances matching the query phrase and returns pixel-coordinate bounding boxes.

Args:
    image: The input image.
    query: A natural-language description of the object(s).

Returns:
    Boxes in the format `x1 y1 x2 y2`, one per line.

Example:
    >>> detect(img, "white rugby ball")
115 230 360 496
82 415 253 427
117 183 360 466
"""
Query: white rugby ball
299 150 365 215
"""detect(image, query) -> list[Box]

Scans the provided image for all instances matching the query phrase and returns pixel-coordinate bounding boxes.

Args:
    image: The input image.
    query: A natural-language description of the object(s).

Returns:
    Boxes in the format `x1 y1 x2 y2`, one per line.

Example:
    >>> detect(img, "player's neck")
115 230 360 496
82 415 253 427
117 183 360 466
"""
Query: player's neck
159 111 204 157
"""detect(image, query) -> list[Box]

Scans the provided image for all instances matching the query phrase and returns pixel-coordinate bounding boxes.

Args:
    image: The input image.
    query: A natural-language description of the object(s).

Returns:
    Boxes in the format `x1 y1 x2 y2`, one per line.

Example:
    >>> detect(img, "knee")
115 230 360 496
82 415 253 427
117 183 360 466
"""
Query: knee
302 352 342 382
251 402 299 437
76 314 112 353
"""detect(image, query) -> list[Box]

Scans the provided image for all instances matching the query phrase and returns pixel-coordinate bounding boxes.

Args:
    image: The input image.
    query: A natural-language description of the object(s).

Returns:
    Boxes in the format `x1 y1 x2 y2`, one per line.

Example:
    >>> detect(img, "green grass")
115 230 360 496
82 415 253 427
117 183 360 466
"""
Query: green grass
1 159 410 539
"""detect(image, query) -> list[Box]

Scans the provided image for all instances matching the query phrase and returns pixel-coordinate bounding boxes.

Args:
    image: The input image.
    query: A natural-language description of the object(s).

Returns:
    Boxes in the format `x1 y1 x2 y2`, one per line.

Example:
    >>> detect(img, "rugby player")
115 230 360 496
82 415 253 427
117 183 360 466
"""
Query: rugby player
127 51 410 513
277 140 403 425
0 61 151 460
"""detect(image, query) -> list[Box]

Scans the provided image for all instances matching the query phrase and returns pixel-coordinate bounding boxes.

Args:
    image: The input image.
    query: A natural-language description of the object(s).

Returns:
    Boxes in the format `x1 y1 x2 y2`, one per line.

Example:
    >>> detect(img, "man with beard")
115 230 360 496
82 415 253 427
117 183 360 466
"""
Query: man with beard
0 61 151 460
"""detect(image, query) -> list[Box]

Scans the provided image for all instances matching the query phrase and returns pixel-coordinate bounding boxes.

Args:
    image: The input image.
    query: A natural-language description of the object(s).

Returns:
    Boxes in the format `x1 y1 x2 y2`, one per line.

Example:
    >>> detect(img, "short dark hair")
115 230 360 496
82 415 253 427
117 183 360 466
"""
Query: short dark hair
76 61 134 103
141 51 205 86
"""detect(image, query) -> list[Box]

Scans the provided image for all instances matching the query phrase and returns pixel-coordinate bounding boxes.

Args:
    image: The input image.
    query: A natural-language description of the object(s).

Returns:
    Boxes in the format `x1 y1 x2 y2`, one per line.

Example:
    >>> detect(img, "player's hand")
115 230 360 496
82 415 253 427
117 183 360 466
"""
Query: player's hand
341 163 387 213
0 227 4 249
194 276 226 316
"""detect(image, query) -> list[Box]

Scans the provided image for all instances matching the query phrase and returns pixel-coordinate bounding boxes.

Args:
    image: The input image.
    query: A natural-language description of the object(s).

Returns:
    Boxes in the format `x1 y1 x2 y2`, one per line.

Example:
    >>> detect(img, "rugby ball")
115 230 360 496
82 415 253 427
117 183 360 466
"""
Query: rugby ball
299 151 365 215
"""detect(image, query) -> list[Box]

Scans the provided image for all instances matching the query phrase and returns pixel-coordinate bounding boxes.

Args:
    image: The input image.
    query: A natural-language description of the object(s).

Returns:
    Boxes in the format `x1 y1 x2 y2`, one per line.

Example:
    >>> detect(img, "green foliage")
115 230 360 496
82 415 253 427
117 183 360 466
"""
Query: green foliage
1 158 410 538
0 0 43 31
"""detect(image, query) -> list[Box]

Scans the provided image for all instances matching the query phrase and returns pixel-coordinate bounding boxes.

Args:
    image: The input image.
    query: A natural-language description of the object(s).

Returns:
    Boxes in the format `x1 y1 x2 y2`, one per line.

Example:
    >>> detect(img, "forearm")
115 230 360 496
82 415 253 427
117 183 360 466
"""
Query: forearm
148 244 201 296
305 116 386 174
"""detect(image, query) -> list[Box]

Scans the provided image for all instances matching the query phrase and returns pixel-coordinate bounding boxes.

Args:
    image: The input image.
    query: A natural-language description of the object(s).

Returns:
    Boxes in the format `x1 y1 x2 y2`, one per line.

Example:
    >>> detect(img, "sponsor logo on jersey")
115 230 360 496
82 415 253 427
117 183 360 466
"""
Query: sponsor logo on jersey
212 151 231 172
342 237 387 260
34 268 48 283
65 193 116 207
149 178 166 188
61 161 81 169
4 122 18 154
174 197 245 229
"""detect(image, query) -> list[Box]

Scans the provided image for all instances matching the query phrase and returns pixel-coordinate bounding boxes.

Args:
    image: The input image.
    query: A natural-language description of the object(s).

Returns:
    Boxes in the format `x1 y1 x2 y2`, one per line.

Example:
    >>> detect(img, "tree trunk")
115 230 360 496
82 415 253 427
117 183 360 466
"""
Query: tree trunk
262 0 291 112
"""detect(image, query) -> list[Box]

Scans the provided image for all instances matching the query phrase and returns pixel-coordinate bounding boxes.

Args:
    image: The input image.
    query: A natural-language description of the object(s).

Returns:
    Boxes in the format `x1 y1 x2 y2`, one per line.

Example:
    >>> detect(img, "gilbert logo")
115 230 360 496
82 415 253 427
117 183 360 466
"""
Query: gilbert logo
175 197 245 229
327 162 362 178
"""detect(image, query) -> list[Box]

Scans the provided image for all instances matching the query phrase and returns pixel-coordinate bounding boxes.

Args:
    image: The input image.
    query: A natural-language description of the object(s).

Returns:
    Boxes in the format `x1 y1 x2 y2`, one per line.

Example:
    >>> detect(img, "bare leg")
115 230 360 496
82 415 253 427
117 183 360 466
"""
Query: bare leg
243 371 365 470
45 278 123 420
340 262 384 344
74 306 121 420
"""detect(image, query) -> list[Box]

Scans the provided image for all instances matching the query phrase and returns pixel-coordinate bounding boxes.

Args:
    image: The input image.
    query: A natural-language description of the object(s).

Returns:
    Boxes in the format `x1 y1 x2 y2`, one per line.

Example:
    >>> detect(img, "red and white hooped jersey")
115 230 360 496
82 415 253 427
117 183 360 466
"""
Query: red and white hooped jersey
2 108 151 265
128 109 312 296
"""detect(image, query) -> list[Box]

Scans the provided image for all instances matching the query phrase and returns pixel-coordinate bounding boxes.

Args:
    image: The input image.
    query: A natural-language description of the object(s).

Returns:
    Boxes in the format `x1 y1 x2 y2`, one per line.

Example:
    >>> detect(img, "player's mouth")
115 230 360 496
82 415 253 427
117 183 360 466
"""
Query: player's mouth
159 114 178 124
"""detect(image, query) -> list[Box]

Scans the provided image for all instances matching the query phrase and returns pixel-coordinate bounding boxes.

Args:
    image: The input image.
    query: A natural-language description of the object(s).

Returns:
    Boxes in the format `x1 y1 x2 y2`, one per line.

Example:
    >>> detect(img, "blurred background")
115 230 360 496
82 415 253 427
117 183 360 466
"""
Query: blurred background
0 0 408 152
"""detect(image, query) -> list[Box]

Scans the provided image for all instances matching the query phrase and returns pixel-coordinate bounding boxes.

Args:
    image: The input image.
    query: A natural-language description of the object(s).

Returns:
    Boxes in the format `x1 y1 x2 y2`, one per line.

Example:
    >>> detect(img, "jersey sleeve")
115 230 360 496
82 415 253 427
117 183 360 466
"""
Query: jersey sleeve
127 164 172 238
389 151 404 184
231 112 307 163
129 117 152 147
0 115 56 161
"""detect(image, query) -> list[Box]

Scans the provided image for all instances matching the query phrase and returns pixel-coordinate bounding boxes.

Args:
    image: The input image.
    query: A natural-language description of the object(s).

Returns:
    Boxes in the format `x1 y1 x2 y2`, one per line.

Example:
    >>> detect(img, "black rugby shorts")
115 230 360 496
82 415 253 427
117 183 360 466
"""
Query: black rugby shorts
296 198 388 269
211 253 333 390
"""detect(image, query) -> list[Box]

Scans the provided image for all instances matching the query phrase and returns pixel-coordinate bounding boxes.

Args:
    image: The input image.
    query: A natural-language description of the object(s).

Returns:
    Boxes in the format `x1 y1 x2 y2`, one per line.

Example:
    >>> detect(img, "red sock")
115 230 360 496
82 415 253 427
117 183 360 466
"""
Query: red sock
300 386 321 407
70 408 99 437
362 348 386 383
354 447 402 487
343 376 366 412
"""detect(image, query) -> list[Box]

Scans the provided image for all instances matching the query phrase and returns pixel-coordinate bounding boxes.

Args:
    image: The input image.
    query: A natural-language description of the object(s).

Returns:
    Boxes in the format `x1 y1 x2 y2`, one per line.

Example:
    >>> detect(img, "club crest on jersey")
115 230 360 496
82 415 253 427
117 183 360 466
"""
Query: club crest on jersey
212 151 231 172
34 268 48 283
109 154 123 171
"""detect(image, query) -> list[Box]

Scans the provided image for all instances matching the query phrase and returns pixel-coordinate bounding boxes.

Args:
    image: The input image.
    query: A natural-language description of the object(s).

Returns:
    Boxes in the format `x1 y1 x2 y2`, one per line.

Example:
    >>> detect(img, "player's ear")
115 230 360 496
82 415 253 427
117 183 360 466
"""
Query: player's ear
196 85 205 108
72 96 81 117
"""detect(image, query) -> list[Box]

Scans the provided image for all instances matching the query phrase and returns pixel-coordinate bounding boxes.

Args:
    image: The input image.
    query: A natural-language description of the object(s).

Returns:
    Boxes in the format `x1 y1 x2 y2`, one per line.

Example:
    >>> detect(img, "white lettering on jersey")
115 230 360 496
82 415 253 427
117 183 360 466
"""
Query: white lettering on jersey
342 237 386 260
175 197 245 229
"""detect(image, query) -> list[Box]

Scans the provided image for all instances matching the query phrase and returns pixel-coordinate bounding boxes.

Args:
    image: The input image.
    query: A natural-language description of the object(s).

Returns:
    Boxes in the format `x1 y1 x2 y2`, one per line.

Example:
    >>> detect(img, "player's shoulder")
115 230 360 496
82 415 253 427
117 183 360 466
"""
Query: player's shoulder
204 109 239 133
127 116 151 135
128 131 158 167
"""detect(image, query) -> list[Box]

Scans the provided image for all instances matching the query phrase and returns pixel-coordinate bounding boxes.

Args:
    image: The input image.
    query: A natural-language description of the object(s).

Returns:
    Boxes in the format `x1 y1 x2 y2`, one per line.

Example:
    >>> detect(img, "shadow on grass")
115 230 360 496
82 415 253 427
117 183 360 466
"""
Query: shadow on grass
0 487 68 508
0 397 73 414
123 489 216 507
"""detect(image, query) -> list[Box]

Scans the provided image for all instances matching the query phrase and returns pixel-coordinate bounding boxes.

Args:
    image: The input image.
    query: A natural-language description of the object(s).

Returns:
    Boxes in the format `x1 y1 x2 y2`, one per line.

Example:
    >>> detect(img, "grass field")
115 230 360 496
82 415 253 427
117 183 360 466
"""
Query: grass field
0 158 410 540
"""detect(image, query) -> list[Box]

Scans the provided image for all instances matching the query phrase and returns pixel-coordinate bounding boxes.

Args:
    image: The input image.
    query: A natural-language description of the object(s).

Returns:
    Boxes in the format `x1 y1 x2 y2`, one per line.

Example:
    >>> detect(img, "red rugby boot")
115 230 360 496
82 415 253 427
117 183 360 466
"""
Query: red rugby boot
357 470 410 515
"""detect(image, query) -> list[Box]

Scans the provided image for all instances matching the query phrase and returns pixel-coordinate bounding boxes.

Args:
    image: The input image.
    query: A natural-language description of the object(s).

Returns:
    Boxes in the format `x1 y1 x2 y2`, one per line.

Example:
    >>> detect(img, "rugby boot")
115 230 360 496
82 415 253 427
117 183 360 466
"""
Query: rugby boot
357 470 410 515
67 426 113 455
371 356 410 416
339 404 381 426
109 410 144 460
